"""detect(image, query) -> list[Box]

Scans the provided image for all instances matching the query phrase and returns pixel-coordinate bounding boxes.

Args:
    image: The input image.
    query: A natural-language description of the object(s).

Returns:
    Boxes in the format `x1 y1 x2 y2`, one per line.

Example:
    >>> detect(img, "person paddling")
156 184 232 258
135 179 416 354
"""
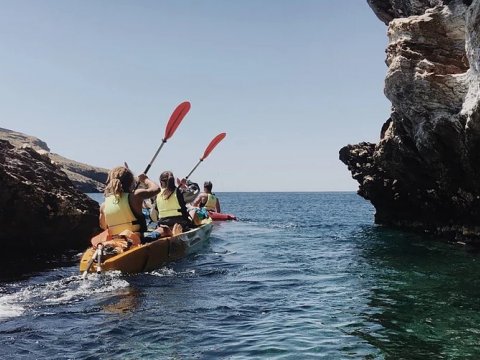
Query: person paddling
155 170 199 230
192 181 221 215
99 166 167 244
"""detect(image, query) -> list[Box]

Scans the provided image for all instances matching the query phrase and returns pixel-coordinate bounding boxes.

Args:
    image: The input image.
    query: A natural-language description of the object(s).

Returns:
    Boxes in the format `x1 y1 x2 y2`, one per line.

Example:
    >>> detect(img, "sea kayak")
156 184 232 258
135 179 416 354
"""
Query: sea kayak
208 211 237 221
79 219 213 274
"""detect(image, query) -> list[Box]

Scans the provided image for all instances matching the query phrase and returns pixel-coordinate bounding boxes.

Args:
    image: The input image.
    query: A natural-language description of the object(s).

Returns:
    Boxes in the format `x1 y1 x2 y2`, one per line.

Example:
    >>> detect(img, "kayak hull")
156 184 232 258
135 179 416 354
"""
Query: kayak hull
79 221 213 274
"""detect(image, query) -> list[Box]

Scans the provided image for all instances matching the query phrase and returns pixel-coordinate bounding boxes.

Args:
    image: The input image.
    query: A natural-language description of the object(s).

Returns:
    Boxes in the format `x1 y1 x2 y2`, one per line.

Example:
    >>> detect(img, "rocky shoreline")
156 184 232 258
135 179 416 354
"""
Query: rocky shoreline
0 127 108 192
0 128 107 260
0 139 101 256
341 0 480 245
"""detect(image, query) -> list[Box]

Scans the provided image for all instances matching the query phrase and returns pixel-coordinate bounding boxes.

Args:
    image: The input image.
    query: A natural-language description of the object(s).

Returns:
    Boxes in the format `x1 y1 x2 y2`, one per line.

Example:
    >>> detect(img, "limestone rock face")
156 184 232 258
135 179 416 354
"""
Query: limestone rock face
0 128 108 192
0 139 100 254
367 0 449 24
340 0 480 243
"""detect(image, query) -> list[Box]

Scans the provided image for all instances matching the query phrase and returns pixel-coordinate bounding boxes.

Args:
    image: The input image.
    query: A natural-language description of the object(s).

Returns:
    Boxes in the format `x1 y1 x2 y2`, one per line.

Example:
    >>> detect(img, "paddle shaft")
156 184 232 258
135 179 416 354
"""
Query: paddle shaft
135 101 190 190
143 139 167 175
186 159 203 180
134 102 190 189
81 245 103 279
184 132 226 180
133 140 166 190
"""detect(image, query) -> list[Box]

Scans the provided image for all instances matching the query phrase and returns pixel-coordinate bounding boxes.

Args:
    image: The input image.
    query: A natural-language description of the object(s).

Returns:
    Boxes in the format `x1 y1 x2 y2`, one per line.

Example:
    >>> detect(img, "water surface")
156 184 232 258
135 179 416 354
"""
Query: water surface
0 192 479 359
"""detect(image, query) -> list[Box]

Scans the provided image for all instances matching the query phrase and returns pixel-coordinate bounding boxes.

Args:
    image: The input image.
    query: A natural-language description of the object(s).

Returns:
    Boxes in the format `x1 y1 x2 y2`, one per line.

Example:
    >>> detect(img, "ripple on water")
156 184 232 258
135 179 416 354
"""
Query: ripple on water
3 193 480 359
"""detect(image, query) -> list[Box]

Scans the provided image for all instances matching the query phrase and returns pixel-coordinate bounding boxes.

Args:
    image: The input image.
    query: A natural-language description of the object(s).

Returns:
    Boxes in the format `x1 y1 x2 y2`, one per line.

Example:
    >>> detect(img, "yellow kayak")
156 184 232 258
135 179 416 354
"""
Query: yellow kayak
79 219 213 274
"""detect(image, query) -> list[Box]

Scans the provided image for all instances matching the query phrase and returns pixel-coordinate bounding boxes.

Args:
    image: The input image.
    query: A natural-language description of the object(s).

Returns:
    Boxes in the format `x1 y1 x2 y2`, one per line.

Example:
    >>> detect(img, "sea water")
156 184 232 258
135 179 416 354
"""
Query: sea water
0 192 479 359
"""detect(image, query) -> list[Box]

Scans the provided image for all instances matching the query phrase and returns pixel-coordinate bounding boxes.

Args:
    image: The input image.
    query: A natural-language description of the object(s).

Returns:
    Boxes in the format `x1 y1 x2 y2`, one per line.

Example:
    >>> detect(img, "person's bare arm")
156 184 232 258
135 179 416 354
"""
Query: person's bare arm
99 203 107 230
134 174 160 198
131 174 160 213
192 193 206 208
215 198 221 213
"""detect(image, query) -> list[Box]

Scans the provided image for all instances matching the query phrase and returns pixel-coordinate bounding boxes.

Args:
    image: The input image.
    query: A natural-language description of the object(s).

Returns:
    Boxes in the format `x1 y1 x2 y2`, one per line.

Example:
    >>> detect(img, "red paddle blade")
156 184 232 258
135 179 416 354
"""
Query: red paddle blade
164 101 191 140
201 132 226 160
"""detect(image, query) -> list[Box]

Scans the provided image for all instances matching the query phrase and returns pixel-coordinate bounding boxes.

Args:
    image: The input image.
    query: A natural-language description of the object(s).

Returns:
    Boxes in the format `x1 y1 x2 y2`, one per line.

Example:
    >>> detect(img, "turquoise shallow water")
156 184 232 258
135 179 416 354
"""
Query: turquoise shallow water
0 192 480 359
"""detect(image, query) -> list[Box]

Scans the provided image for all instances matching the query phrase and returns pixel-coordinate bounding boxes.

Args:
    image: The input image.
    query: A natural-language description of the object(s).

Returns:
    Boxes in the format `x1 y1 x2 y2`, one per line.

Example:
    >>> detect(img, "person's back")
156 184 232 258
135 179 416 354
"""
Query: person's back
193 181 221 213
99 166 160 243
155 170 196 229
103 192 141 235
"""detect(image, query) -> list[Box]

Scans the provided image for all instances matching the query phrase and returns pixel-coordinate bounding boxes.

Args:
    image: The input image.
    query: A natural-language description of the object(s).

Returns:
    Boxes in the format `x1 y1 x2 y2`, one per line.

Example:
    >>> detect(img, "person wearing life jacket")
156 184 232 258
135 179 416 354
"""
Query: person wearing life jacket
155 170 198 230
192 181 221 215
99 166 162 244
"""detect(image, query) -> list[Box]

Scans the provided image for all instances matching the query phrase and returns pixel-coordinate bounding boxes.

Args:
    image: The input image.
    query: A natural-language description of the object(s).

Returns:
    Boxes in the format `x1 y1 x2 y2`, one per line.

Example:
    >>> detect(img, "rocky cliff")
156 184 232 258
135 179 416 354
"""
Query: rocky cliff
340 0 480 243
0 128 108 192
0 139 100 255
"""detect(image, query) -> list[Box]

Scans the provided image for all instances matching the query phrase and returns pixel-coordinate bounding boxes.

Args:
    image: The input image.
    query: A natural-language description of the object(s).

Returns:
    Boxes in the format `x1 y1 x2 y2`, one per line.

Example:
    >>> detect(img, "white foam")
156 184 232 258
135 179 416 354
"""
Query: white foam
149 267 177 277
0 293 25 319
0 272 130 320
42 273 130 304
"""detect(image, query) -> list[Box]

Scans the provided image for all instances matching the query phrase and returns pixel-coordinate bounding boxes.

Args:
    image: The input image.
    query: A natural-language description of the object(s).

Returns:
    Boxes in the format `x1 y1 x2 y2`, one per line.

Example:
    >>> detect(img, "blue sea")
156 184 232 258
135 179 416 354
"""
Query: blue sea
1 192 480 359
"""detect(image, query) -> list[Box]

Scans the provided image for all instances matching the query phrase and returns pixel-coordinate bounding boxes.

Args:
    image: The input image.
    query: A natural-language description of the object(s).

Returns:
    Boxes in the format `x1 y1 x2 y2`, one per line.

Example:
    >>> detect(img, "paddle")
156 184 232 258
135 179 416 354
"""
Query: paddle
81 242 105 279
134 101 191 190
144 101 191 175
185 132 227 180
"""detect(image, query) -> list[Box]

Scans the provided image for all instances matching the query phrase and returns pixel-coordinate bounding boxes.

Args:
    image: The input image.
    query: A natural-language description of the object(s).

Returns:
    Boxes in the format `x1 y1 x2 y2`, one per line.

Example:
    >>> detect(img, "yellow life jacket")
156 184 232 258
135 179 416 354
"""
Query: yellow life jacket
205 193 217 211
156 189 182 218
104 193 141 236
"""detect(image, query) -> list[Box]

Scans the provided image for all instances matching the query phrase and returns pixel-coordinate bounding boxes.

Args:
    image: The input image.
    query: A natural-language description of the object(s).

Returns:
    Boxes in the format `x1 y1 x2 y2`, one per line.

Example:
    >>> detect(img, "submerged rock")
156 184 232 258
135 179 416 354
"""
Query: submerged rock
0 139 100 255
341 0 480 244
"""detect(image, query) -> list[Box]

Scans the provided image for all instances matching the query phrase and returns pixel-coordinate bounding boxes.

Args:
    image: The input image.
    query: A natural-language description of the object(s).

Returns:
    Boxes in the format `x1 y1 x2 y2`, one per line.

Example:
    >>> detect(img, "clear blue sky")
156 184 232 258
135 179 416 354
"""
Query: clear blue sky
0 0 390 192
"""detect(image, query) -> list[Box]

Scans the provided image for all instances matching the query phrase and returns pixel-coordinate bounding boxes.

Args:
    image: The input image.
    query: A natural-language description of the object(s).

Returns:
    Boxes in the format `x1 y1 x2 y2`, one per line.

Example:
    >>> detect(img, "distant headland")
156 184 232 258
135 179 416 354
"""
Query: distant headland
0 127 107 193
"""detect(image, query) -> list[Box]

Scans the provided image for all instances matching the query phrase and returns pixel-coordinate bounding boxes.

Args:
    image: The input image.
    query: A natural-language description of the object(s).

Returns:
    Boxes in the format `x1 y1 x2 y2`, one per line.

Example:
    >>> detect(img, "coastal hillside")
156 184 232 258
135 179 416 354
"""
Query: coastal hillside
0 127 107 192
341 0 480 244
0 139 100 254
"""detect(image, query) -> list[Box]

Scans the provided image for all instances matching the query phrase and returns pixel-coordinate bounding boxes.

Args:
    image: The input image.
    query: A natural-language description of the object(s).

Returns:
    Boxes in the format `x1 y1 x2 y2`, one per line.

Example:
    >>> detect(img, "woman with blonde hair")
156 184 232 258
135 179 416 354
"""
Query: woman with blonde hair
99 166 161 242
